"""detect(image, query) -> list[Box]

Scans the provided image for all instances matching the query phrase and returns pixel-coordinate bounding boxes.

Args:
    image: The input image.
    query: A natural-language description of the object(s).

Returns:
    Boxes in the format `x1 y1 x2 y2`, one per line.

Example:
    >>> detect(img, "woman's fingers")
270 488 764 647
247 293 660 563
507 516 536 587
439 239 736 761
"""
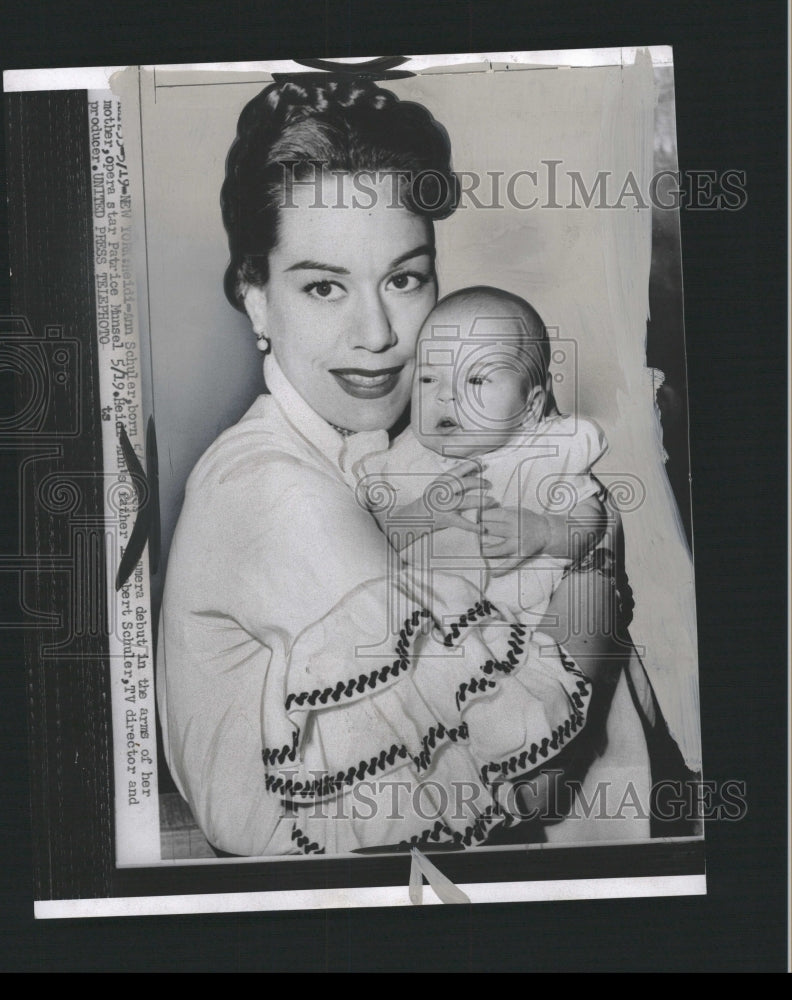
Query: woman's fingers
454 489 497 512
479 510 512 532
441 512 484 534
479 511 514 554
449 458 487 480
433 473 493 505
480 536 511 556
424 469 496 518
453 475 491 496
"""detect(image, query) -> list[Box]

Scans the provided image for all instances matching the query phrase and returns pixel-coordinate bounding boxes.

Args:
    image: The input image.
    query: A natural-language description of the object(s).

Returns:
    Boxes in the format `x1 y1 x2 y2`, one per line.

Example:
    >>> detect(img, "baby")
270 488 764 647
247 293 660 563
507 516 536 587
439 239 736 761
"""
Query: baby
356 286 609 626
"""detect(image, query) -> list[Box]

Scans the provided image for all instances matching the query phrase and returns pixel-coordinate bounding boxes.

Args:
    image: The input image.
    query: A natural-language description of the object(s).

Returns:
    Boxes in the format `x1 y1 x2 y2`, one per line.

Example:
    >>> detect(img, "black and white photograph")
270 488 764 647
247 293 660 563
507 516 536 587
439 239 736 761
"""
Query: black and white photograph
148 50 705 866
1 0 788 973
8 44 708 906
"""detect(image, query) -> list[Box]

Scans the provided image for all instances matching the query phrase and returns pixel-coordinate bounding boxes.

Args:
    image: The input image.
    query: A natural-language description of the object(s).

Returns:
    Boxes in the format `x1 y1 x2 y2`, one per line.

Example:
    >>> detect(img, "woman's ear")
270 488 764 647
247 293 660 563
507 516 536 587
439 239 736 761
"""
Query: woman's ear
241 284 269 337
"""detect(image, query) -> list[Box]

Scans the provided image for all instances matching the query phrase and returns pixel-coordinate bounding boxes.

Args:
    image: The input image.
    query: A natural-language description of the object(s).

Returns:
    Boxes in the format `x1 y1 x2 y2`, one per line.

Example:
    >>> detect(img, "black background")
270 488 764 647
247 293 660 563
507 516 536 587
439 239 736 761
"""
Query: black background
1 0 788 972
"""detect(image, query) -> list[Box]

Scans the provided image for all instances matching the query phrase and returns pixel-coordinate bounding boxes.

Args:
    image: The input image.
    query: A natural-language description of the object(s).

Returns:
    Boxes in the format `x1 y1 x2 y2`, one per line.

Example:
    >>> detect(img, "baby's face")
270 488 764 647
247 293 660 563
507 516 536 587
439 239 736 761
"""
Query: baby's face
411 320 535 458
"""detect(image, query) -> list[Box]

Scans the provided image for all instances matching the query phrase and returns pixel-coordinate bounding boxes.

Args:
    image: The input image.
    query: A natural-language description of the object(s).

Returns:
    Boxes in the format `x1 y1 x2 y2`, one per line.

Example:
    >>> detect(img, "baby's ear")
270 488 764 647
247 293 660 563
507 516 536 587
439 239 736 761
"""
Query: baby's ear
525 383 547 424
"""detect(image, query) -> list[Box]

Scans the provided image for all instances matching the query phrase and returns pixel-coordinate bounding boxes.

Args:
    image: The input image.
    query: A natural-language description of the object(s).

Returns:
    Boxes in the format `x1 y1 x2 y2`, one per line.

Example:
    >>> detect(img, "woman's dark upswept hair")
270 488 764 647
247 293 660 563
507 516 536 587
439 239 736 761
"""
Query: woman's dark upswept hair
221 76 460 310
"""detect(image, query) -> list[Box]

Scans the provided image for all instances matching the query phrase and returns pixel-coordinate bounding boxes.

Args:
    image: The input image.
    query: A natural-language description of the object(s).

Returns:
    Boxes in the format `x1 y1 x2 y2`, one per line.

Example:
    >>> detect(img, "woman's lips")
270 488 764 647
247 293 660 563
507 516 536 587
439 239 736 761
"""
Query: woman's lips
330 366 404 399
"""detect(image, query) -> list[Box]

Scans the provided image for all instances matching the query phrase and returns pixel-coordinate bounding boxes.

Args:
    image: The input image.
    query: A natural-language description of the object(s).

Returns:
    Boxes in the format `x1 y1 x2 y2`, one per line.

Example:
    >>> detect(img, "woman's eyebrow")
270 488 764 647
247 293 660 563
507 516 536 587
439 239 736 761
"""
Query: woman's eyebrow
389 244 436 269
284 244 435 275
284 260 350 274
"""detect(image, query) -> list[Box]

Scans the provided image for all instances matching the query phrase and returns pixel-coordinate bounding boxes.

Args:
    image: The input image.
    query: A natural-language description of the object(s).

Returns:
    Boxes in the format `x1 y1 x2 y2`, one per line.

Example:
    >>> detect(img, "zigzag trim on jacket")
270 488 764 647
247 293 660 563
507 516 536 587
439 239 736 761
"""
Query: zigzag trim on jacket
397 803 513 850
454 623 528 711
263 720 471 800
479 696 590 785
441 599 497 647
262 729 299 767
290 826 325 855
265 634 590 799
284 607 431 712
556 644 592 692
266 620 525 767
410 721 469 773
265 742 410 799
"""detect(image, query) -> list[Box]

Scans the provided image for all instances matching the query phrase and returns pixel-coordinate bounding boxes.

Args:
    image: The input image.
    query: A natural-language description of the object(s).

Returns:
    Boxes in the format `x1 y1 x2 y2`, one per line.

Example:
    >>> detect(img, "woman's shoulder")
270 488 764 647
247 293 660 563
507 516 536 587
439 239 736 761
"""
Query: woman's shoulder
186 393 324 496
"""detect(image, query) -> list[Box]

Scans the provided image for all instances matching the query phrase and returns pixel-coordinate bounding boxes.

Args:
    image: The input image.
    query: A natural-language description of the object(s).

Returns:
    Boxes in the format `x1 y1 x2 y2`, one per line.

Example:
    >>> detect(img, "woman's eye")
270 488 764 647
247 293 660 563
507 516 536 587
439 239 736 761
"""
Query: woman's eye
305 280 345 301
387 271 430 293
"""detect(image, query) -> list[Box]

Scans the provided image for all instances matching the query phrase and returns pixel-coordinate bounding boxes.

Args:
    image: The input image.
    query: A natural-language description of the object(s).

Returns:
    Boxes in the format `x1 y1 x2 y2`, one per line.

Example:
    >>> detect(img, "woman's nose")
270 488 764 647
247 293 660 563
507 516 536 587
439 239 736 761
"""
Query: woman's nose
351 290 397 353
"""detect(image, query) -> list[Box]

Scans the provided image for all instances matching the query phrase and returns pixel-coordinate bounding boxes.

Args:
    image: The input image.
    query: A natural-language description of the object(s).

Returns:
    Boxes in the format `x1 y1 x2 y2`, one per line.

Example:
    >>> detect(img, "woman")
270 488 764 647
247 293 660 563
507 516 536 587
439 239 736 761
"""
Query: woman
157 75 656 857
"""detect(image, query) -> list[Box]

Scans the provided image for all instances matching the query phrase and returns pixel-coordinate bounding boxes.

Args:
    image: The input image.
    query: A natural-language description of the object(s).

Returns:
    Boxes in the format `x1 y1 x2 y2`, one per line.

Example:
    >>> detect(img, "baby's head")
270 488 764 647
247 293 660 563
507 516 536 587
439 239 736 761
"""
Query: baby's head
412 286 550 458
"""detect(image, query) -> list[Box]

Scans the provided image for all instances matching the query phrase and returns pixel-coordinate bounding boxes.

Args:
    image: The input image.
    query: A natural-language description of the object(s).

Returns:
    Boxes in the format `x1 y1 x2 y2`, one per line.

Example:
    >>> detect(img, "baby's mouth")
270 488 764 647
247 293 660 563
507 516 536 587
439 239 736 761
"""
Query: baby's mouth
436 417 459 432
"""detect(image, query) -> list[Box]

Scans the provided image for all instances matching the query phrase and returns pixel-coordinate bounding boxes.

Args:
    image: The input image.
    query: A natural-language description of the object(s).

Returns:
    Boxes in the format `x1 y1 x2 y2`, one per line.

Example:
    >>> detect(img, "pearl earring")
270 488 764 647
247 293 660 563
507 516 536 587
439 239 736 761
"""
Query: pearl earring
256 333 271 354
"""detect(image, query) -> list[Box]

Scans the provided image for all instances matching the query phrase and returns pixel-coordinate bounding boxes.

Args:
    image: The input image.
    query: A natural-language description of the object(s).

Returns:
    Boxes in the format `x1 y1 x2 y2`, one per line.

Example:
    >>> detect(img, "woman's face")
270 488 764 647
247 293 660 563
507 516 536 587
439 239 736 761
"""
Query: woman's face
244 174 439 432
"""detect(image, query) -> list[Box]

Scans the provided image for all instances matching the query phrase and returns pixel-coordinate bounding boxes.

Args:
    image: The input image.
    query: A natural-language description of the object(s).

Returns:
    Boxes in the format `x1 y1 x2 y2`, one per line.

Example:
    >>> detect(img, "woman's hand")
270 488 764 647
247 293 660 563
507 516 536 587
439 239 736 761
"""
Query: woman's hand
505 520 633 821
479 506 550 563
386 461 496 546
480 496 607 572
536 513 630 686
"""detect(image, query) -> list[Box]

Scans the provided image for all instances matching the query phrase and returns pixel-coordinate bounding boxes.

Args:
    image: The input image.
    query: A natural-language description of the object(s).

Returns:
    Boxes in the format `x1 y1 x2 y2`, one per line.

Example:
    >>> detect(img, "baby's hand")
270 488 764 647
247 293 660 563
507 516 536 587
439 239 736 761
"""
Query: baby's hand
479 506 550 561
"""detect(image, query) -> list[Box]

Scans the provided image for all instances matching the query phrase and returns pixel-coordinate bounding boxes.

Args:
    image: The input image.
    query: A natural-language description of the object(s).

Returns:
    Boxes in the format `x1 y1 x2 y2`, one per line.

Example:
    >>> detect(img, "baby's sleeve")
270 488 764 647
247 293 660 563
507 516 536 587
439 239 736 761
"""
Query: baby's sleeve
531 417 608 514
566 418 608 502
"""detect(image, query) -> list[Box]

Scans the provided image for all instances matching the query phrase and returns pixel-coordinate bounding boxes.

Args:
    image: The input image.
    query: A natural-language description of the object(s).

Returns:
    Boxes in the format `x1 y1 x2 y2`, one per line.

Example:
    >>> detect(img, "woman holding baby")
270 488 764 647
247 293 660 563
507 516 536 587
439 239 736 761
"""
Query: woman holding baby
157 74 669 856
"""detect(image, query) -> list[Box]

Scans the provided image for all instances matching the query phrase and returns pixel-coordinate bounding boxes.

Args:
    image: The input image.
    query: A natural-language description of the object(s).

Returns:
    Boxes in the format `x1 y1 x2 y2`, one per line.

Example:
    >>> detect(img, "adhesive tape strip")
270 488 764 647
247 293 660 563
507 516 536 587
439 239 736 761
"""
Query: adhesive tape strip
409 847 471 905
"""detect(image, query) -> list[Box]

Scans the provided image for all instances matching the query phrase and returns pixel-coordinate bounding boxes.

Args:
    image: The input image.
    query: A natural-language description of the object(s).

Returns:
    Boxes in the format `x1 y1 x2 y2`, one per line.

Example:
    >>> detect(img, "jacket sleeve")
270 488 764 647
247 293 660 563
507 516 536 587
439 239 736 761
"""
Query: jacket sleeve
158 434 592 855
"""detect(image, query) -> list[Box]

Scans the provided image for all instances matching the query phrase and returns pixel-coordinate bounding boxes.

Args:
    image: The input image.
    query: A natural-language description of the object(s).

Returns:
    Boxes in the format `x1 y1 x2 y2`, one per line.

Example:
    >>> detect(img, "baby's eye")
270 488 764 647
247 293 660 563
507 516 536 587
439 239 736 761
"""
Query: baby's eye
387 271 431 293
304 280 345 301
467 375 488 386
418 375 437 384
